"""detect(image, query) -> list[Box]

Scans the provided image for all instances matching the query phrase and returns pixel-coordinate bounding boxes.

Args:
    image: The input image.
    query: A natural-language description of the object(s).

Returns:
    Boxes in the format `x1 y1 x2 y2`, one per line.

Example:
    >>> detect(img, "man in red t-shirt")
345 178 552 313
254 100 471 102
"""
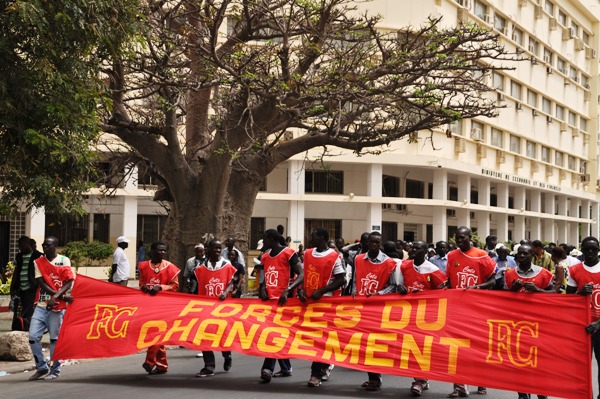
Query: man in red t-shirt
446 226 496 398
566 236 600 398
27 236 74 381
138 241 180 375
258 229 304 383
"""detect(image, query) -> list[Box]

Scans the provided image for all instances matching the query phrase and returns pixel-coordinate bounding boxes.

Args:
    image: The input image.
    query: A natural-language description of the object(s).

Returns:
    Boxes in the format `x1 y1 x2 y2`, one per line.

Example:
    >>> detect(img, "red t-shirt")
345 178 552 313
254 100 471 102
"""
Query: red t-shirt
34 256 75 311
504 266 554 293
446 247 496 289
138 260 180 291
568 262 600 322
262 247 297 299
303 248 342 297
194 261 237 297
354 254 397 296
401 260 446 292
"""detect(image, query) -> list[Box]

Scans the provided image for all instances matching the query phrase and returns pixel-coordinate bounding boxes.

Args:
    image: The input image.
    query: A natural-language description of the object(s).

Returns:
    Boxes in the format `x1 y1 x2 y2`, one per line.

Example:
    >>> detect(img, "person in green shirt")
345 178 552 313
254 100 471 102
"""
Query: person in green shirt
9 235 42 331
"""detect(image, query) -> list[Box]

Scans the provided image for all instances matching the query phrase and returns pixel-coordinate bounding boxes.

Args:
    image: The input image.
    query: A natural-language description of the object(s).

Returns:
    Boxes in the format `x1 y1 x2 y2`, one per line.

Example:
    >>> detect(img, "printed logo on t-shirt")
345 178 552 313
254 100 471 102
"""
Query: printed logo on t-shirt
359 272 379 295
457 266 478 288
265 265 279 287
204 277 226 296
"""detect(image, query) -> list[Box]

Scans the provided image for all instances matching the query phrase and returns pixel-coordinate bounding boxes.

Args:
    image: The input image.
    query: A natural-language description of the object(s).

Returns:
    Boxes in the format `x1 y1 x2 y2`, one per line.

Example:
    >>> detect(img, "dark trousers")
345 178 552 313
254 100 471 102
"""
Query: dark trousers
310 361 330 379
261 358 292 373
202 351 231 372
367 372 382 383
12 288 36 331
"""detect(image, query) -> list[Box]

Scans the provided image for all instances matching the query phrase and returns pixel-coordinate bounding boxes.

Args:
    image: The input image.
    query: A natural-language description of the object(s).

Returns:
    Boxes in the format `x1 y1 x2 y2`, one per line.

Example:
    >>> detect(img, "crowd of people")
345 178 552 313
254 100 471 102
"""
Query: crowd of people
7 226 600 399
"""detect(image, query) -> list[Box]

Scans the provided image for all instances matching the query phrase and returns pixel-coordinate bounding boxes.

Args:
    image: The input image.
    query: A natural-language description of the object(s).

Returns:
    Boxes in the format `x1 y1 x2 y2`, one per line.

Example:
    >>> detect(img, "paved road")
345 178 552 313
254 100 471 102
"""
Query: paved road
1 348 592 399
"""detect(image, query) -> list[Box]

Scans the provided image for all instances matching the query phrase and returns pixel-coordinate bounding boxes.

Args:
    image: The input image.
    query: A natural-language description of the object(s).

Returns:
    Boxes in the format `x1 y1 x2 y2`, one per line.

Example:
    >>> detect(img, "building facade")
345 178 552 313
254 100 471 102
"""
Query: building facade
2 0 599 270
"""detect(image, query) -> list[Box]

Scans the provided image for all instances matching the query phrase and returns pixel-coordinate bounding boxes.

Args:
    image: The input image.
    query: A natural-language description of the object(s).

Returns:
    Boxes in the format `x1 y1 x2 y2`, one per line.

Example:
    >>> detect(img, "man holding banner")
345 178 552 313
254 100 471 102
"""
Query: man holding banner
445 226 496 398
352 231 400 392
567 236 600 399
258 229 304 383
303 227 346 387
138 241 180 375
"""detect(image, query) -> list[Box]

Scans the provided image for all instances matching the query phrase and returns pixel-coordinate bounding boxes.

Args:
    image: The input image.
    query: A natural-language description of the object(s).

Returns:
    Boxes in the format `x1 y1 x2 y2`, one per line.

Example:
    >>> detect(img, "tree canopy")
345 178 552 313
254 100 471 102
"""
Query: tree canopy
1 0 516 266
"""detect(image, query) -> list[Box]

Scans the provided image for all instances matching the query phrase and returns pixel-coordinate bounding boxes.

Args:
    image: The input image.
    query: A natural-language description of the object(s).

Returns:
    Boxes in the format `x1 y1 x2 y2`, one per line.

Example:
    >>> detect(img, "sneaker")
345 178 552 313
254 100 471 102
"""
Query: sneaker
44 373 60 381
196 368 215 378
28 369 49 381
150 369 167 375
196 352 203 358
260 369 273 383
411 382 423 396
320 364 334 382
142 363 153 374
365 380 382 391
307 375 321 387
273 370 292 377
223 357 232 371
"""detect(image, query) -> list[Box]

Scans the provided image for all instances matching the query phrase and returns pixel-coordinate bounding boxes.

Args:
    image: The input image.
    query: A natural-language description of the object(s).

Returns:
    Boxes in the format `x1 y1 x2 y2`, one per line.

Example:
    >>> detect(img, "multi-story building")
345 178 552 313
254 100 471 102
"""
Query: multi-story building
1 0 598 271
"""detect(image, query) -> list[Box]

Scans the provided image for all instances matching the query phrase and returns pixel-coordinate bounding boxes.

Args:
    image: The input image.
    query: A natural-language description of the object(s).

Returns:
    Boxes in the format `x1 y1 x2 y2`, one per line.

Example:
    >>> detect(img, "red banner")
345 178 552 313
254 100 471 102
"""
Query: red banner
56 275 591 398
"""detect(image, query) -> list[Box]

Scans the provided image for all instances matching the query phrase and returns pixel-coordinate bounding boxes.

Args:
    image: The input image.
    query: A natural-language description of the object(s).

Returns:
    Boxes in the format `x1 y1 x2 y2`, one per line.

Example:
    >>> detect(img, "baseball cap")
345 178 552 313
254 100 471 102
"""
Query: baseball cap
256 239 264 250
195 243 204 249
116 236 130 244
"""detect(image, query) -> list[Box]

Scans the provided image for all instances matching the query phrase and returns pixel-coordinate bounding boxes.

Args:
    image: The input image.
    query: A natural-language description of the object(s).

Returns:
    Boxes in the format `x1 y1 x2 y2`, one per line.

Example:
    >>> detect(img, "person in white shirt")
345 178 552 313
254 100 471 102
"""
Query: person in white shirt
110 236 130 286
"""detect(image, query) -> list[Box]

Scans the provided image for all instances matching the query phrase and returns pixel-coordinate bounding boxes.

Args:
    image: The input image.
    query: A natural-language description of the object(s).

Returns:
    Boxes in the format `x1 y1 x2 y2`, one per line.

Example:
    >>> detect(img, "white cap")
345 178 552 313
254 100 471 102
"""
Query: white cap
116 236 130 244
256 239 264 250
495 243 506 251
195 243 204 249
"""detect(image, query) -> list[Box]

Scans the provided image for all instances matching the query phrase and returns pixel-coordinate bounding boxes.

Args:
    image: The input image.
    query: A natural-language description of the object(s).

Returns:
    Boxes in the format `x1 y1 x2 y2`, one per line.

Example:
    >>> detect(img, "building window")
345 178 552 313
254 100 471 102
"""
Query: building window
249 218 265 250
382 175 400 197
526 141 537 159
512 28 523 46
582 74 589 88
449 186 458 202
492 72 504 91
568 111 577 126
571 21 579 36
555 151 563 167
137 164 159 186
583 31 590 45
491 128 503 148
382 221 398 243
93 214 110 243
474 1 487 20
406 179 425 199
46 214 90 246
510 135 521 154
569 66 578 81
568 156 576 171
304 219 342 245
471 121 484 141
494 14 506 32
556 105 565 121
557 58 566 74
544 1 554 16
137 214 168 245
528 38 538 56
581 118 588 132
541 146 550 163
542 97 552 115
511 81 522 100
527 89 537 108
558 10 566 26
305 170 344 194
543 48 553 65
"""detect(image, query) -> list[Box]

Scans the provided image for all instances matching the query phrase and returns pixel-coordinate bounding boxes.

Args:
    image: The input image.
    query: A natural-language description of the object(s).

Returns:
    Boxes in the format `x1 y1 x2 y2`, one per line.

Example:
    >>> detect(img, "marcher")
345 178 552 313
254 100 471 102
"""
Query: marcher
228 250 246 298
505 244 552 399
445 226 496 397
531 240 554 273
195 239 237 377
429 240 449 273
109 236 130 286
400 240 446 396
303 227 346 387
221 237 245 268
28 236 74 381
353 231 400 392
566 236 600 398
10 235 42 331
183 243 206 294
492 244 517 290
138 241 180 375
258 229 304 383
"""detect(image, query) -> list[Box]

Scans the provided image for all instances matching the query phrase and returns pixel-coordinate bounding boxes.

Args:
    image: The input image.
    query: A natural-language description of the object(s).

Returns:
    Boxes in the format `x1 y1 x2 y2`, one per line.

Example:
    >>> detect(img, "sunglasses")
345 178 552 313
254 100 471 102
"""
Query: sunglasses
41 243 54 248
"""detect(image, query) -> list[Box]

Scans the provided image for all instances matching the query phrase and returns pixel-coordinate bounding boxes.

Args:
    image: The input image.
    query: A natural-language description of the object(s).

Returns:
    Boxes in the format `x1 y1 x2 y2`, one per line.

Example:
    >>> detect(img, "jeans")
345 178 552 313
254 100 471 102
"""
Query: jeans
29 306 64 375
261 358 292 373
202 351 231 372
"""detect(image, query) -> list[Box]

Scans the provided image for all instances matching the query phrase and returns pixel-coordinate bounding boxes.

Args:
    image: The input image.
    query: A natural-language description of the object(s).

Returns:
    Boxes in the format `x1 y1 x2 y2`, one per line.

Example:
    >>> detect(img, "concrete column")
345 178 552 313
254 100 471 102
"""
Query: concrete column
514 186 526 211
433 169 448 200
496 213 509 242
26 207 46 246
556 220 567 245
530 217 541 241
513 215 526 242
457 175 471 206
432 207 447 242
592 202 599 240
122 196 138 278
582 200 591 238
496 183 509 208
476 211 490 238
569 198 581 244
530 190 541 213
542 194 556 243
478 179 490 206
366 164 383 232
287 160 306 244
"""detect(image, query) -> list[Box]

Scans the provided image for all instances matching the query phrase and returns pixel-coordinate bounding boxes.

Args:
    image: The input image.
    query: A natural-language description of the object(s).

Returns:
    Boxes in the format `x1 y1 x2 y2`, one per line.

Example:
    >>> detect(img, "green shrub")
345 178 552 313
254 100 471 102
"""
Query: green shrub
61 241 114 270
0 261 14 294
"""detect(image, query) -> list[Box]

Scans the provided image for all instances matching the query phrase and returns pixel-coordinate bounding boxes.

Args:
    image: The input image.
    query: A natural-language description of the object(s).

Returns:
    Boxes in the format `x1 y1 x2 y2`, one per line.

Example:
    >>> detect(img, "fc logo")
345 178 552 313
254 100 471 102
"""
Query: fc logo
487 320 538 368
87 304 138 339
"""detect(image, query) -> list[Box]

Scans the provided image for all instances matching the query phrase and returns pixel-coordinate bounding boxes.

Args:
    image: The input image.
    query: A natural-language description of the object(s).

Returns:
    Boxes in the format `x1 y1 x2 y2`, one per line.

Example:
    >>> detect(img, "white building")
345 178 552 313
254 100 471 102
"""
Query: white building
2 0 598 270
